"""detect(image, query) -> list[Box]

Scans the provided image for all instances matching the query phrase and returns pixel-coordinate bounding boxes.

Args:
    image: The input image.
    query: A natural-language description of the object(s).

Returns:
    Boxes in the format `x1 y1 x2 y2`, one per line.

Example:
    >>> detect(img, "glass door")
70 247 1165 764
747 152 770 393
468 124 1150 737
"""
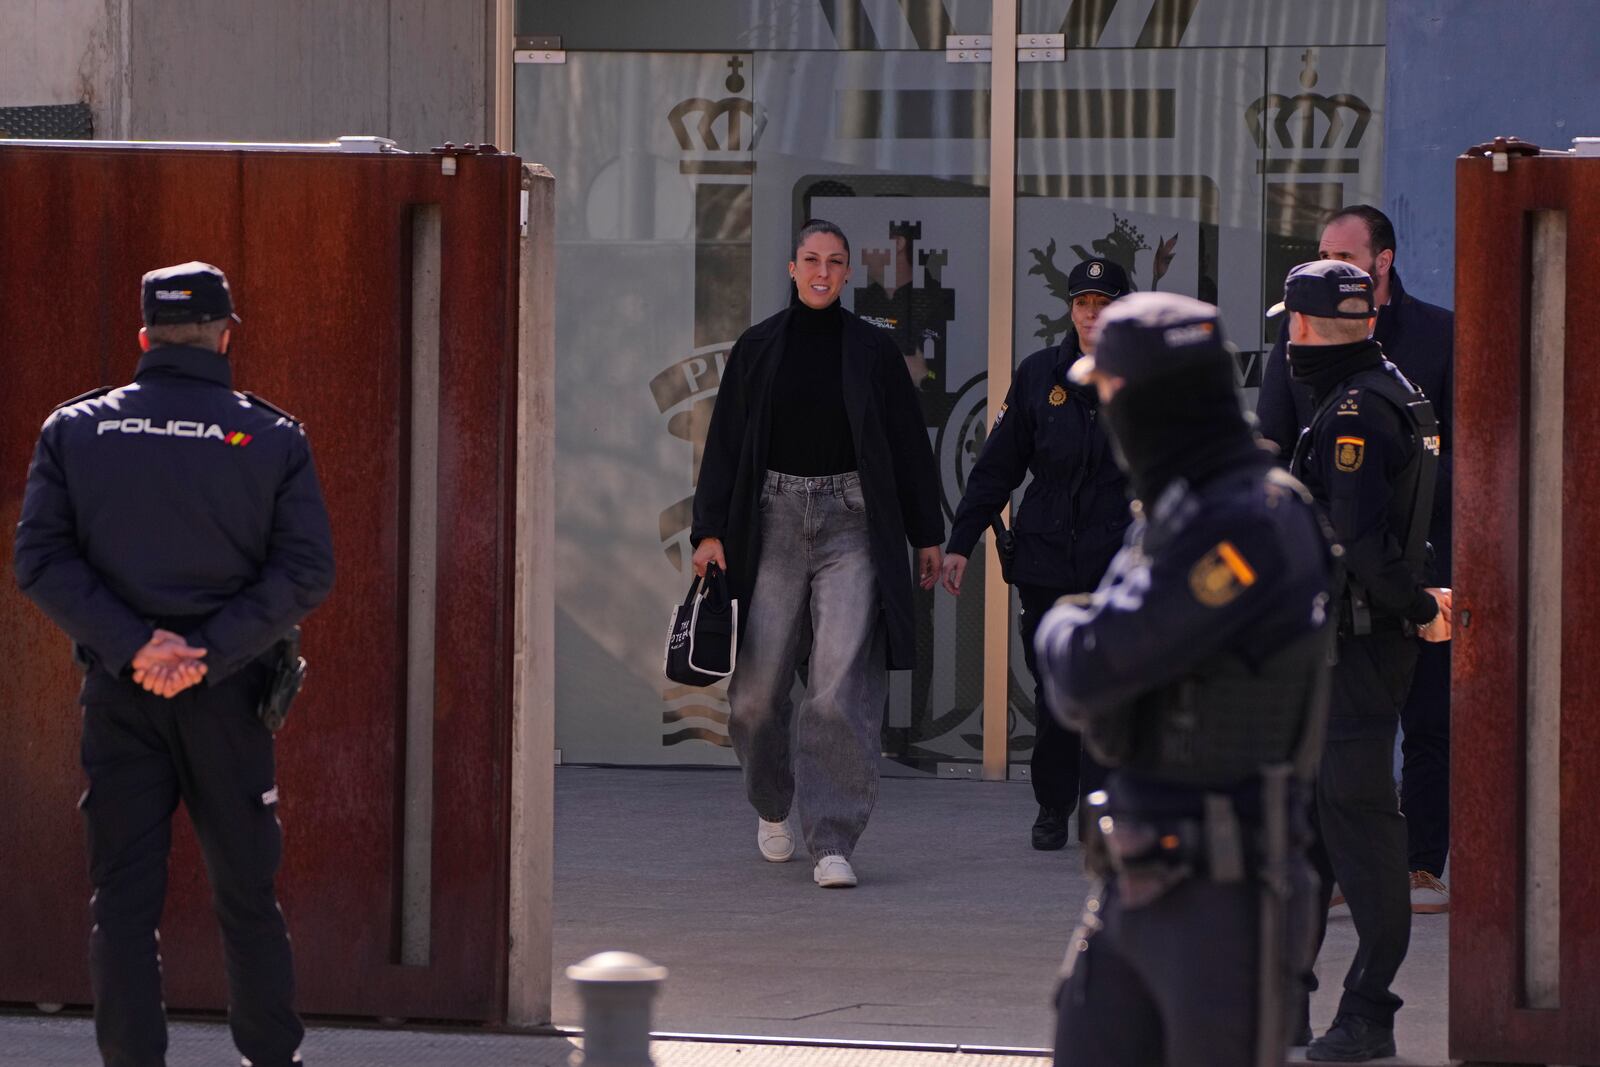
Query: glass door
515 2 999 772
513 0 1386 772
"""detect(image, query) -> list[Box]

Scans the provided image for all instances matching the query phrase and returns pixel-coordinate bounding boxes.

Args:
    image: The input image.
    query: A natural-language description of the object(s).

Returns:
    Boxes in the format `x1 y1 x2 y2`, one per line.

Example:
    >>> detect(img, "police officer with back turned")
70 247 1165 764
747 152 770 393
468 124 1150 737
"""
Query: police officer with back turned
14 262 335 1067
1036 292 1336 1067
1276 259 1451 1062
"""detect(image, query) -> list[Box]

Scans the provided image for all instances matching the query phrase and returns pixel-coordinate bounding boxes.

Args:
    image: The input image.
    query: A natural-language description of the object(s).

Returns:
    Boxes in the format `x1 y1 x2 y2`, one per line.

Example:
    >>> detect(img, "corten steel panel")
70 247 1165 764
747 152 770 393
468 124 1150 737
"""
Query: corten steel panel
0 144 523 1023
1452 152 1600 1063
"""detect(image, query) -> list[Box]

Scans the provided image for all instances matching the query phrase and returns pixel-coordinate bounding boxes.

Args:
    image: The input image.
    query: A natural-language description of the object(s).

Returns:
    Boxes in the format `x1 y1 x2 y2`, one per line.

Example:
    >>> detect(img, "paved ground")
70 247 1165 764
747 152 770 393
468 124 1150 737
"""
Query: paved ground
0 766 1452 1065
549 768 1449 1063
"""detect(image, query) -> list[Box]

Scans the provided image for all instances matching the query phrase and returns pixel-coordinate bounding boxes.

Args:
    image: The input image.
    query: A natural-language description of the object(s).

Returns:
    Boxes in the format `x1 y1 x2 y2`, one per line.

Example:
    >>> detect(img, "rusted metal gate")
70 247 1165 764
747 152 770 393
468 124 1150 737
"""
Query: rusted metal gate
0 139 542 1022
1452 137 1600 1064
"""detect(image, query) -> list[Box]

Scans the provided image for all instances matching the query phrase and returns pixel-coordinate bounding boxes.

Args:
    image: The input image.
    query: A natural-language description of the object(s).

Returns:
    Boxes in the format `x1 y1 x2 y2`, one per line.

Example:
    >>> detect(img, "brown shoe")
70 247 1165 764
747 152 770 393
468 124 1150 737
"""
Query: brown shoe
1410 870 1449 914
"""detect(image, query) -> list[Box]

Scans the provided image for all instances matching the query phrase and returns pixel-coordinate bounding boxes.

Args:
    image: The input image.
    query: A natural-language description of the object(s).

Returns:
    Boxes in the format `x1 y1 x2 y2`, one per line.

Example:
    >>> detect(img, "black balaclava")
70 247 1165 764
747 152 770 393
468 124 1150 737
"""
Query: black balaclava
1287 337 1383 402
1100 358 1262 506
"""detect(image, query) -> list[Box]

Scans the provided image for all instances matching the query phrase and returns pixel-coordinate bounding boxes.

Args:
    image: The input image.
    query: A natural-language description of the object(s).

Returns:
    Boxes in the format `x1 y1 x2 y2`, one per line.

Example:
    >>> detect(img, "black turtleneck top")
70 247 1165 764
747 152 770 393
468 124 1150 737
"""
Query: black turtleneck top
767 301 858 476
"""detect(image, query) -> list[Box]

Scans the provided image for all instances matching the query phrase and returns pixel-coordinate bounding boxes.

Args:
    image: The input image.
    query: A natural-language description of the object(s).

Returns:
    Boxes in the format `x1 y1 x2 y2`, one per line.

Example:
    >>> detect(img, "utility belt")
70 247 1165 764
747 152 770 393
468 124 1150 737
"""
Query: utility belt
1084 777 1301 910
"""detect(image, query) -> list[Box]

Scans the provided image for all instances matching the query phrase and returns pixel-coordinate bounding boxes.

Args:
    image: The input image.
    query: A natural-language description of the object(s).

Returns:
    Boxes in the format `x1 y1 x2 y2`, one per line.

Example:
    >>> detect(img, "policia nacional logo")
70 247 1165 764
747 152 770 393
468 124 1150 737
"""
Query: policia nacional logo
1335 435 1365 472
1189 541 1257 607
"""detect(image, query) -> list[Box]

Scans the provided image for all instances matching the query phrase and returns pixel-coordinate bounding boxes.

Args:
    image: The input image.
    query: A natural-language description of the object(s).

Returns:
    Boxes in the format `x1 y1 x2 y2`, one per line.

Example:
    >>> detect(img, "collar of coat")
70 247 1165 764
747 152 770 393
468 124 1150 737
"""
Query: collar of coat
742 301 888 347
1051 332 1099 404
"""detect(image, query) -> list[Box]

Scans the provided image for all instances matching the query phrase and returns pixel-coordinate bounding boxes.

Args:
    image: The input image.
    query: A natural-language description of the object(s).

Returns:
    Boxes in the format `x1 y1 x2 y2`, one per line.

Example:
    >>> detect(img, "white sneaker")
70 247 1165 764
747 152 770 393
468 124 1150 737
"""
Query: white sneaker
813 855 857 888
1410 870 1449 914
757 816 794 862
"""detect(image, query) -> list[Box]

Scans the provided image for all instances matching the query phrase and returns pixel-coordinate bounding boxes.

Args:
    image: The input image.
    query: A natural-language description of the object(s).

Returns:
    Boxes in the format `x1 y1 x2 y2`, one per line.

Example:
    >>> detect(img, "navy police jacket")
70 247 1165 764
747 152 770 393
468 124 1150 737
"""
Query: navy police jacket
946 336 1131 591
13 345 336 686
1291 353 1439 628
1257 269 1454 582
1035 451 1332 748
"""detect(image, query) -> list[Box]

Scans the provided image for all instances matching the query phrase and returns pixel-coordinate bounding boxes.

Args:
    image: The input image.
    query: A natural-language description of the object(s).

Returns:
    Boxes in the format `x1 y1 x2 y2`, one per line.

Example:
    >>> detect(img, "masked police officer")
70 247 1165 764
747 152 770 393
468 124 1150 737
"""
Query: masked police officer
14 262 335 1067
1276 259 1450 1062
942 259 1131 850
1035 292 1336 1067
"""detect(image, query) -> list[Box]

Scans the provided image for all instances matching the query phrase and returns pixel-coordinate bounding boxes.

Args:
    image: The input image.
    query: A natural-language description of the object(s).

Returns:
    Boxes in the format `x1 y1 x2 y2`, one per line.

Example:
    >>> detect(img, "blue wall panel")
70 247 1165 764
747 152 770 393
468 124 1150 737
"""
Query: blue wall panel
1385 0 1600 307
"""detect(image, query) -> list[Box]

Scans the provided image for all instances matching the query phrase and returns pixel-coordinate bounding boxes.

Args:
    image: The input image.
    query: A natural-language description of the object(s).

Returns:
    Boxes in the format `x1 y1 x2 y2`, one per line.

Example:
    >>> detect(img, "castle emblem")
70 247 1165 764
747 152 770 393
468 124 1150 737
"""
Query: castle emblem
1027 214 1179 345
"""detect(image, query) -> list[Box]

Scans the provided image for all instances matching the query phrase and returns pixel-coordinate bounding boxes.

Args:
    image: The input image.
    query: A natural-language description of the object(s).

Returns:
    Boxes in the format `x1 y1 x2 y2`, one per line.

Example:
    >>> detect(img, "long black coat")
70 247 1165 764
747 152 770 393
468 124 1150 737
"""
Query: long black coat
691 305 944 670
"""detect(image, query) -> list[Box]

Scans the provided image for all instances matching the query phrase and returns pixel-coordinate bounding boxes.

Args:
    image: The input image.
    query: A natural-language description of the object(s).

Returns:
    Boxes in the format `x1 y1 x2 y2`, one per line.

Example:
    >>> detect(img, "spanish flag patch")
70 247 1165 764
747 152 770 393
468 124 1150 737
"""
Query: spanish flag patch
1334 435 1365 472
1189 541 1257 608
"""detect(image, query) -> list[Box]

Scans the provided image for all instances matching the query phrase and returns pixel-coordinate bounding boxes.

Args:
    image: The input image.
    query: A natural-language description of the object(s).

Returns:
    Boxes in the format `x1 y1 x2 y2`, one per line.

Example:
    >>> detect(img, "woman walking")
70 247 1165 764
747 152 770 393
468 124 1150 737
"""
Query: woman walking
691 219 944 888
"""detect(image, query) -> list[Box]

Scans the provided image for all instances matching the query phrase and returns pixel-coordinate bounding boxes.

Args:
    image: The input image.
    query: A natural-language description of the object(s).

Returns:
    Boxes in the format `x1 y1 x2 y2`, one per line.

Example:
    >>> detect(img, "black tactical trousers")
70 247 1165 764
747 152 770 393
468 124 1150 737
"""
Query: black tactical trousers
78 670 302 1067
1018 583 1106 814
1054 865 1317 1067
1400 639 1451 876
1307 633 1417 1027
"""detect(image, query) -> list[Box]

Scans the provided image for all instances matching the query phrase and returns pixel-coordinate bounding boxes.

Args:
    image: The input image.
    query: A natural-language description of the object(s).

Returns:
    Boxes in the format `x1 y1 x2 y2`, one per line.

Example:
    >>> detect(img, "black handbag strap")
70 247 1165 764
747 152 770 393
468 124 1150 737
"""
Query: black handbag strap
697 562 730 612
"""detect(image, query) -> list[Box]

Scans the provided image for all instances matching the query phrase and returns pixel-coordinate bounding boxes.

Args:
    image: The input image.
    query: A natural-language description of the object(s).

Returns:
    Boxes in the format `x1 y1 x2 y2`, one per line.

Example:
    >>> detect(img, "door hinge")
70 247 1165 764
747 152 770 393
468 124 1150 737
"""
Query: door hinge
946 34 1065 63
515 34 564 64
946 35 991 63
1017 34 1066 62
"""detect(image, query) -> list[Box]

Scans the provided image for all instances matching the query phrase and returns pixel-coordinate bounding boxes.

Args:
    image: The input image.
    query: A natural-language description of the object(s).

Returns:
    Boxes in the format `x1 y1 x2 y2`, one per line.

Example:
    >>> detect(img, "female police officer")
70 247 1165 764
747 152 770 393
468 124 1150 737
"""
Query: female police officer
941 259 1130 850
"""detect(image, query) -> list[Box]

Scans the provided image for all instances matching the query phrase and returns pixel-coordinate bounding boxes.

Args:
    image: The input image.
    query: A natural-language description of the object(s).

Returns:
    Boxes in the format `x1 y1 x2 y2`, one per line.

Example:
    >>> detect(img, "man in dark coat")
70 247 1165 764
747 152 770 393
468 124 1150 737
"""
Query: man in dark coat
1256 206 1456 915
941 259 1132 850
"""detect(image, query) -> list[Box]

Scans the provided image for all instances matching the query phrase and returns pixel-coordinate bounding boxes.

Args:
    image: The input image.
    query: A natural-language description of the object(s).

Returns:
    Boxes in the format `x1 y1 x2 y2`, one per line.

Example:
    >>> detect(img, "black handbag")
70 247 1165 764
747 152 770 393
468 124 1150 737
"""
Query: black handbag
663 562 739 687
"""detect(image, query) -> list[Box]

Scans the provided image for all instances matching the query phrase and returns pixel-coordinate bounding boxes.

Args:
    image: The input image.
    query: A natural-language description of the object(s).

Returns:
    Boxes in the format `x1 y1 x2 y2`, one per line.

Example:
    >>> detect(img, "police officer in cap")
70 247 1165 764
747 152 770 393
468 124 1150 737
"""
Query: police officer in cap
1035 292 1336 1066
14 262 335 1067
942 258 1131 850
1276 259 1450 1062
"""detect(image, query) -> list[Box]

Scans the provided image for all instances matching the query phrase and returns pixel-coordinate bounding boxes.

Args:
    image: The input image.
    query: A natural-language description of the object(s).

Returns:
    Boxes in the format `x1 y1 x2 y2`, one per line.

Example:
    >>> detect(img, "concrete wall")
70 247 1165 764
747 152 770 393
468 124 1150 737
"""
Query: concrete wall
1384 0 1600 307
0 0 128 137
0 0 498 151
129 0 492 150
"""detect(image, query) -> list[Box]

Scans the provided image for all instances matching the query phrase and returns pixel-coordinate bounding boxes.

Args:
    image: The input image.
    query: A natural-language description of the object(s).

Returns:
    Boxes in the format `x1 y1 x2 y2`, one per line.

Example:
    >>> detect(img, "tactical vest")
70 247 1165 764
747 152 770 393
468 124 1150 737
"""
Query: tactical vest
1291 362 1439 633
1082 470 1338 789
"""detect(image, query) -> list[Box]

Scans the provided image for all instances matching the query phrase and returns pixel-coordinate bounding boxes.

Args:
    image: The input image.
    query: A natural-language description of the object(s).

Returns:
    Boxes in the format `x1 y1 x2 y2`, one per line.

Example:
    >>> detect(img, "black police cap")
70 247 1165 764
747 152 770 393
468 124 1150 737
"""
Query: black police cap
141 261 240 326
1066 258 1131 299
1266 259 1375 320
1069 292 1228 387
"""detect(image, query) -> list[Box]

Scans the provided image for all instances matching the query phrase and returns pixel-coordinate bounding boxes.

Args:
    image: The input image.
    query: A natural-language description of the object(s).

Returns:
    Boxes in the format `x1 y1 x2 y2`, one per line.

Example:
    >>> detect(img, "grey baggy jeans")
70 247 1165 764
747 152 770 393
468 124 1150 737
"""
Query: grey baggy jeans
728 470 887 859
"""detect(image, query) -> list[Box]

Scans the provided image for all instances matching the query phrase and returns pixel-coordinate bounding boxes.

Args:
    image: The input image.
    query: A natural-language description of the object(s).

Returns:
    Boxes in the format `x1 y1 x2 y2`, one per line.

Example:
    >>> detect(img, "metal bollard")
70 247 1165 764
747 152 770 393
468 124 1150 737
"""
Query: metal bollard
566 951 668 1067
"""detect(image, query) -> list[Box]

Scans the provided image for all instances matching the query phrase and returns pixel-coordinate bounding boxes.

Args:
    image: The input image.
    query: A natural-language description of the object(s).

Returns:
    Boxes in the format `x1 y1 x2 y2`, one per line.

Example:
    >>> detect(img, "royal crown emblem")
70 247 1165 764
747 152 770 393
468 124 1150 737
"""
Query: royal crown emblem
1244 50 1373 152
668 57 767 176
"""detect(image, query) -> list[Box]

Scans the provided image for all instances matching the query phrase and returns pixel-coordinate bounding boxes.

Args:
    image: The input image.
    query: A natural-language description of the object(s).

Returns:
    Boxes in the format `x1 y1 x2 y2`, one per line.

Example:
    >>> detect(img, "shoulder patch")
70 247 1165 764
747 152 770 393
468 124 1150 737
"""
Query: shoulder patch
1336 395 1361 416
1334 435 1365 472
1189 541 1257 607
238 391 303 426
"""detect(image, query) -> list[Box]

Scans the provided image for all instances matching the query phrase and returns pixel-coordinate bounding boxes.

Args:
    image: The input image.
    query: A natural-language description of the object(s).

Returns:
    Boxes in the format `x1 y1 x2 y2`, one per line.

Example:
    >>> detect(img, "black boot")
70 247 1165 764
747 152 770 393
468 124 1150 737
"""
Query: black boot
1031 806 1070 850
1307 1014 1396 1062
1291 1000 1313 1047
